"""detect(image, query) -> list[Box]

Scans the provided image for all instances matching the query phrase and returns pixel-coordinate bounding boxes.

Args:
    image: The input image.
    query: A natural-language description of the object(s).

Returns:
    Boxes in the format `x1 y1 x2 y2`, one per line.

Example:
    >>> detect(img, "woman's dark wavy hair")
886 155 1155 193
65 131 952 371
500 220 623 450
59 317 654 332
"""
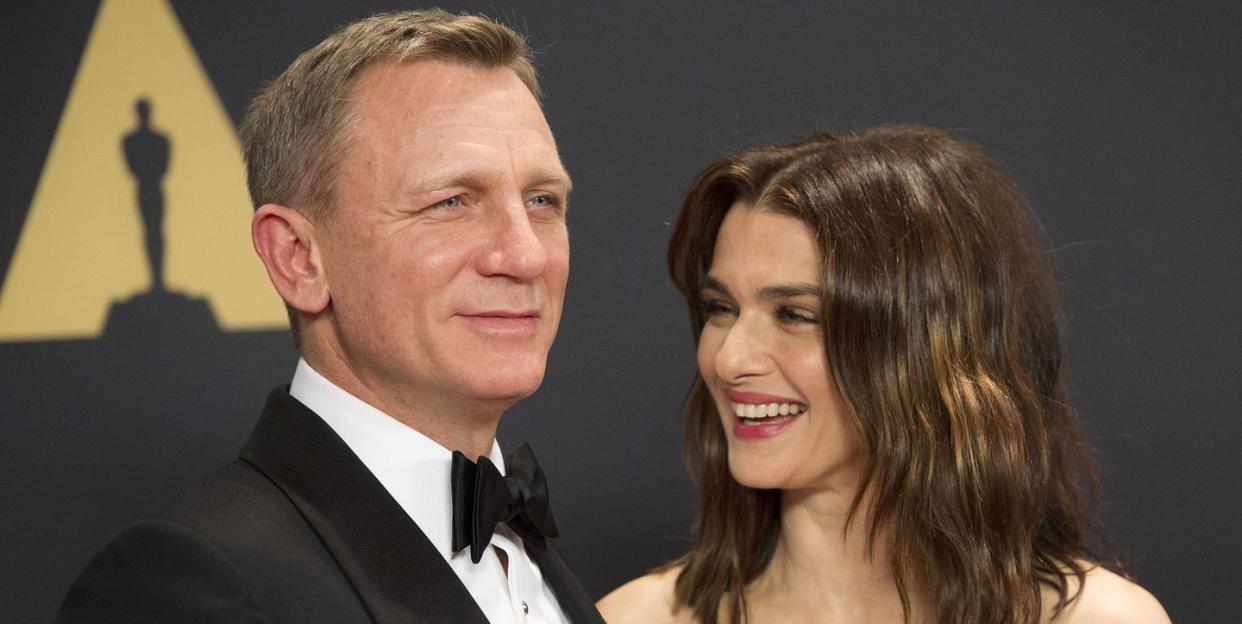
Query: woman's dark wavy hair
667 125 1108 623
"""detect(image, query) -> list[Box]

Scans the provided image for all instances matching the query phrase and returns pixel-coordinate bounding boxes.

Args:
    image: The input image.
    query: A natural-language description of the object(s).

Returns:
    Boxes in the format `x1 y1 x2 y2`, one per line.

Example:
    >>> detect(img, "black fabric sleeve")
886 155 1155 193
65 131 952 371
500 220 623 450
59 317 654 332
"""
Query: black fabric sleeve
55 518 273 624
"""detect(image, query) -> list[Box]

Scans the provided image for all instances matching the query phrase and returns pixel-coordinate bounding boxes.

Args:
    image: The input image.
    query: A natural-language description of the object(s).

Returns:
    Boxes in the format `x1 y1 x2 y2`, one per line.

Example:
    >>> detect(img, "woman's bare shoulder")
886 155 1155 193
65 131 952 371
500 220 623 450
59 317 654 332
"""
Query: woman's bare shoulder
1043 565 1170 624
597 565 696 624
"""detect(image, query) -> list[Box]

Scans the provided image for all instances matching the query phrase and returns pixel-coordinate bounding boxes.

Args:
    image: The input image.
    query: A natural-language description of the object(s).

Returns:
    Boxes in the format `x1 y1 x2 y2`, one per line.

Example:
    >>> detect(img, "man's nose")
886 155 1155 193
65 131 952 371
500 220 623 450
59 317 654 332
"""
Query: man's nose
713 316 773 382
477 200 548 280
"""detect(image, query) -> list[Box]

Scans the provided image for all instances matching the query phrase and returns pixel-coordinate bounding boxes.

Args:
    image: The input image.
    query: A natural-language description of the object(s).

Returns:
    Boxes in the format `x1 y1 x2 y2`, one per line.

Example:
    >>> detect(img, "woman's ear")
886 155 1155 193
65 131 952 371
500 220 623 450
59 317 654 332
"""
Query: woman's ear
251 204 330 315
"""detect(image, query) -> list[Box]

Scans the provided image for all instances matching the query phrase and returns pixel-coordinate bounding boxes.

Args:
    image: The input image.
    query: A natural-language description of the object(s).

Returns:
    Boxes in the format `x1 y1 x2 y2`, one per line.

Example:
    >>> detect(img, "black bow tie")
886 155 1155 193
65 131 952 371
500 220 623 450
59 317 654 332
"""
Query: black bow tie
450 442 560 564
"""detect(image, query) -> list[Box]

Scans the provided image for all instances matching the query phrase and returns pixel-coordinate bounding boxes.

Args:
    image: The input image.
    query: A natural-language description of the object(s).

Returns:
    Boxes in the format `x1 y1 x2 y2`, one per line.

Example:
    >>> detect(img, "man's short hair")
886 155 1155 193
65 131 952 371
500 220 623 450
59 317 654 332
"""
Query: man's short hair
239 10 541 349
239 9 540 221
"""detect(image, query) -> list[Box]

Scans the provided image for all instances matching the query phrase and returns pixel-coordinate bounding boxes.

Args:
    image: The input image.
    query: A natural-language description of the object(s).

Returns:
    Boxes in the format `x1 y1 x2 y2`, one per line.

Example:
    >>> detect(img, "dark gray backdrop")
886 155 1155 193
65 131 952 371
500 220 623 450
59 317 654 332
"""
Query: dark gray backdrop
2 2 1238 621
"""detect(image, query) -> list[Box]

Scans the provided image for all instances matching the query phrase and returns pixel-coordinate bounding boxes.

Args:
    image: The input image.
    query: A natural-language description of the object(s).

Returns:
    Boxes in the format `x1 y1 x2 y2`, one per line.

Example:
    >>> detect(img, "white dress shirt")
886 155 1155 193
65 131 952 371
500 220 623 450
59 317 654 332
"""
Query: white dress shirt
289 359 570 624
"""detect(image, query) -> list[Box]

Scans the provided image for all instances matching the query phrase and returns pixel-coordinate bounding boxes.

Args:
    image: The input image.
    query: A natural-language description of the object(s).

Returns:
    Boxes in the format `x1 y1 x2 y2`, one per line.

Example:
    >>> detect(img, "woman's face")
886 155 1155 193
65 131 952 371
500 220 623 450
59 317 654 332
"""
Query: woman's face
698 204 861 493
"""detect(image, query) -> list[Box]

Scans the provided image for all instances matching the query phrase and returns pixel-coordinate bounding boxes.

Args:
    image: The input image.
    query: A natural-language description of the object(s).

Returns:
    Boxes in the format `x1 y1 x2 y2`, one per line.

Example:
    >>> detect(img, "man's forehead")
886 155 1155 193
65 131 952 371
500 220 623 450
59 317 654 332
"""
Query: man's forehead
351 59 540 119
360 90 550 135
339 59 566 191
389 114 563 170
406 107 554 139
350 63 553 141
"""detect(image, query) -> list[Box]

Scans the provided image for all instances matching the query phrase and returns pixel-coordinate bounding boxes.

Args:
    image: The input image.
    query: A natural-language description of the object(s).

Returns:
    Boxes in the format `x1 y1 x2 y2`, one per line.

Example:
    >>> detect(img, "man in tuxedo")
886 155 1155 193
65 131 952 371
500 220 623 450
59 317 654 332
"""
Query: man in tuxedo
57 10 602 623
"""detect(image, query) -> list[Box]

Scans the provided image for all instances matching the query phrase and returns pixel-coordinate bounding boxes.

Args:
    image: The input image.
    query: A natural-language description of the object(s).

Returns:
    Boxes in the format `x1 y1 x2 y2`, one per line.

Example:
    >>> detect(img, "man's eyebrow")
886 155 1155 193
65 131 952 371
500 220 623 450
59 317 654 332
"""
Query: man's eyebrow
529 166 573 195
404 167 573 196
405 170 488 196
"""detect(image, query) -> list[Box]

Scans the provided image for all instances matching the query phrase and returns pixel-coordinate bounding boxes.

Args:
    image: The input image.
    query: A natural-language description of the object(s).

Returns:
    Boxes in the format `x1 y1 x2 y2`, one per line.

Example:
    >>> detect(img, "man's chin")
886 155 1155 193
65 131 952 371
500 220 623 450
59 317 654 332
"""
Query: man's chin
463 368 547 405
482 377 545 403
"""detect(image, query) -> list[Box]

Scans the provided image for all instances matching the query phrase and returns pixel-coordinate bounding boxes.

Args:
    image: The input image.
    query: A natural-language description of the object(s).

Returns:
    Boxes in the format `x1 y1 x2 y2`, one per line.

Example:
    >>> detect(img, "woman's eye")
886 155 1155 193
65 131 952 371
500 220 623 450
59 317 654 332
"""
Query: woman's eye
776 305 818 325
701 299 735 318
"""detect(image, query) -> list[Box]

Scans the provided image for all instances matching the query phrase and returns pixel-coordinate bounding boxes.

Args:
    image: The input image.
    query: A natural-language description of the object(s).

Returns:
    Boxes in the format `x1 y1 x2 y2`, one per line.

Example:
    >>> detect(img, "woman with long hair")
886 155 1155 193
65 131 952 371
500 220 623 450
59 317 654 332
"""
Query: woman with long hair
599 126 1168 623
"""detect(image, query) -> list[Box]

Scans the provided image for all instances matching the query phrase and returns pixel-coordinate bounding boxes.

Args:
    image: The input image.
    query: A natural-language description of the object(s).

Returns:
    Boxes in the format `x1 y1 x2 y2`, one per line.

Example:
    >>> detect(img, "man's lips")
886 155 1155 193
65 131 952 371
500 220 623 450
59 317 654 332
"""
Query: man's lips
460 309 540 319
456 310 540 334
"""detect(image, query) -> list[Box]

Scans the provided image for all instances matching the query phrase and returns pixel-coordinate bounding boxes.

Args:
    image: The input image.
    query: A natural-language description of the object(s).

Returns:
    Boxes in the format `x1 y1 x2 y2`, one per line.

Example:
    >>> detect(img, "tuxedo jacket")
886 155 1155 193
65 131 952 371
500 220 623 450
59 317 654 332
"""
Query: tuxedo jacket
56 387 605 624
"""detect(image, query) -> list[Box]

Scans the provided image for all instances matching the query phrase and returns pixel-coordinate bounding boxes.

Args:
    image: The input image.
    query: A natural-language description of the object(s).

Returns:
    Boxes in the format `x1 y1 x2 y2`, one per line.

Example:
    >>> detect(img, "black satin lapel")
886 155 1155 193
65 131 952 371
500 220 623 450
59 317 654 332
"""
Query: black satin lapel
239 387 490 624
528 544 606 624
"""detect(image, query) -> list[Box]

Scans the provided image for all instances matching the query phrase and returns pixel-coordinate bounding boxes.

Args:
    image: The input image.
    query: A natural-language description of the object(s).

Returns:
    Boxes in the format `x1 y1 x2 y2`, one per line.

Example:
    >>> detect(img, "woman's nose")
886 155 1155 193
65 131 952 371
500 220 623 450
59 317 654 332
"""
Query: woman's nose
713 318 772 382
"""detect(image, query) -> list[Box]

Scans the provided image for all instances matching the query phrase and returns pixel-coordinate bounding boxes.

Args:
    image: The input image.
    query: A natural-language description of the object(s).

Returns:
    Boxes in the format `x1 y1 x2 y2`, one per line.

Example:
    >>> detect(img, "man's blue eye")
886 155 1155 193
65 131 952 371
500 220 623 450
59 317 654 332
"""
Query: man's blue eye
437 196 462 208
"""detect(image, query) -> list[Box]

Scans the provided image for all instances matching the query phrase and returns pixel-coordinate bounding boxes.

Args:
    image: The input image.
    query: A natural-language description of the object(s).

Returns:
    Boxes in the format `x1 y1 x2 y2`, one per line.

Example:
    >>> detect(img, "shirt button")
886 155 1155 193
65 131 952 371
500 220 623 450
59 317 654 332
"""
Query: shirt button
522 600 529 615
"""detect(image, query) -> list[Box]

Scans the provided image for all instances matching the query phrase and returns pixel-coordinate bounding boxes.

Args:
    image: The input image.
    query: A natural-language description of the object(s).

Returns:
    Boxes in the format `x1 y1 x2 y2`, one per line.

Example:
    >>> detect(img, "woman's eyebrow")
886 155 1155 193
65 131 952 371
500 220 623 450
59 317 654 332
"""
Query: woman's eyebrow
700 276 731 296
701 276 820 300
759 283 822 300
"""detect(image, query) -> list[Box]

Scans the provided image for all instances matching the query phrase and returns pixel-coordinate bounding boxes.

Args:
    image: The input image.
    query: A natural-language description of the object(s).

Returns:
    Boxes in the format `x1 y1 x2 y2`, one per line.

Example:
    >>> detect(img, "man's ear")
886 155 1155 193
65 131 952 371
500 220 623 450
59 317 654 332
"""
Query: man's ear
251 204 330 314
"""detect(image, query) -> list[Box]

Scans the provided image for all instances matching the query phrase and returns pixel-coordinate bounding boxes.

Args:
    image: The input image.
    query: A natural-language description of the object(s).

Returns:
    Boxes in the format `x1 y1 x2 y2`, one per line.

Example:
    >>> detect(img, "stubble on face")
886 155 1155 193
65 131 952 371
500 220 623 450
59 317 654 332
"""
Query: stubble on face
302 60 570 449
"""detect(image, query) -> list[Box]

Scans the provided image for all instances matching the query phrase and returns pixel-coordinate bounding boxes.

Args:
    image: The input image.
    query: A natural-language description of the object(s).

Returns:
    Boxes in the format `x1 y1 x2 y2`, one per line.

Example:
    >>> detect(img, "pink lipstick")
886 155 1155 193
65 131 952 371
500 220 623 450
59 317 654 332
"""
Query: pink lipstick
724 390 806 441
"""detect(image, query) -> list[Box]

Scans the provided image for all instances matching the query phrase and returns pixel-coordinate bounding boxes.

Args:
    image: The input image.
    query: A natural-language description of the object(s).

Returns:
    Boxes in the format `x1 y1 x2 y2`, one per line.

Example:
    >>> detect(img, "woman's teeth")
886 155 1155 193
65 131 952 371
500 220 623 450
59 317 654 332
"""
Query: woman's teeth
730 402 806 419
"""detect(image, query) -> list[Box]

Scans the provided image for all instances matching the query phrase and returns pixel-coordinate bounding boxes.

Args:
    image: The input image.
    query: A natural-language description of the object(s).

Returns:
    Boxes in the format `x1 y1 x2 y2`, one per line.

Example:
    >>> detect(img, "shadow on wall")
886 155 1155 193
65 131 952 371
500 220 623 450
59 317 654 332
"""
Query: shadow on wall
1 107 294 622
105 98 217 340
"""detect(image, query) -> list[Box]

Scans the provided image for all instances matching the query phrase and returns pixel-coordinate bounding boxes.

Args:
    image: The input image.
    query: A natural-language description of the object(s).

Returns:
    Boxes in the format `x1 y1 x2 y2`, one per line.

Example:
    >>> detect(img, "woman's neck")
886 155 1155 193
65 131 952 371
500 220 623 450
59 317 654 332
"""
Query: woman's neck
747 487 922 622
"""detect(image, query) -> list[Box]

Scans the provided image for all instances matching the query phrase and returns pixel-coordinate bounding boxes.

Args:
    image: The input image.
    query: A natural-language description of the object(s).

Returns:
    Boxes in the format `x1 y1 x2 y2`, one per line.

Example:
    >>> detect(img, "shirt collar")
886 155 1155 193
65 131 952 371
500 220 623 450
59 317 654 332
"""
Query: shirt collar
288 358 505 561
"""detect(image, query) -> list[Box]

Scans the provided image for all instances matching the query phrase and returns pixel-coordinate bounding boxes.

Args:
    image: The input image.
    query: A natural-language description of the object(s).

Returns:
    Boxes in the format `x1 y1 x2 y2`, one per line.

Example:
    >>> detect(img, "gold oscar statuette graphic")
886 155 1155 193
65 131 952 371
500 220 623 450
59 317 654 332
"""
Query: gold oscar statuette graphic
0 0 286 342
